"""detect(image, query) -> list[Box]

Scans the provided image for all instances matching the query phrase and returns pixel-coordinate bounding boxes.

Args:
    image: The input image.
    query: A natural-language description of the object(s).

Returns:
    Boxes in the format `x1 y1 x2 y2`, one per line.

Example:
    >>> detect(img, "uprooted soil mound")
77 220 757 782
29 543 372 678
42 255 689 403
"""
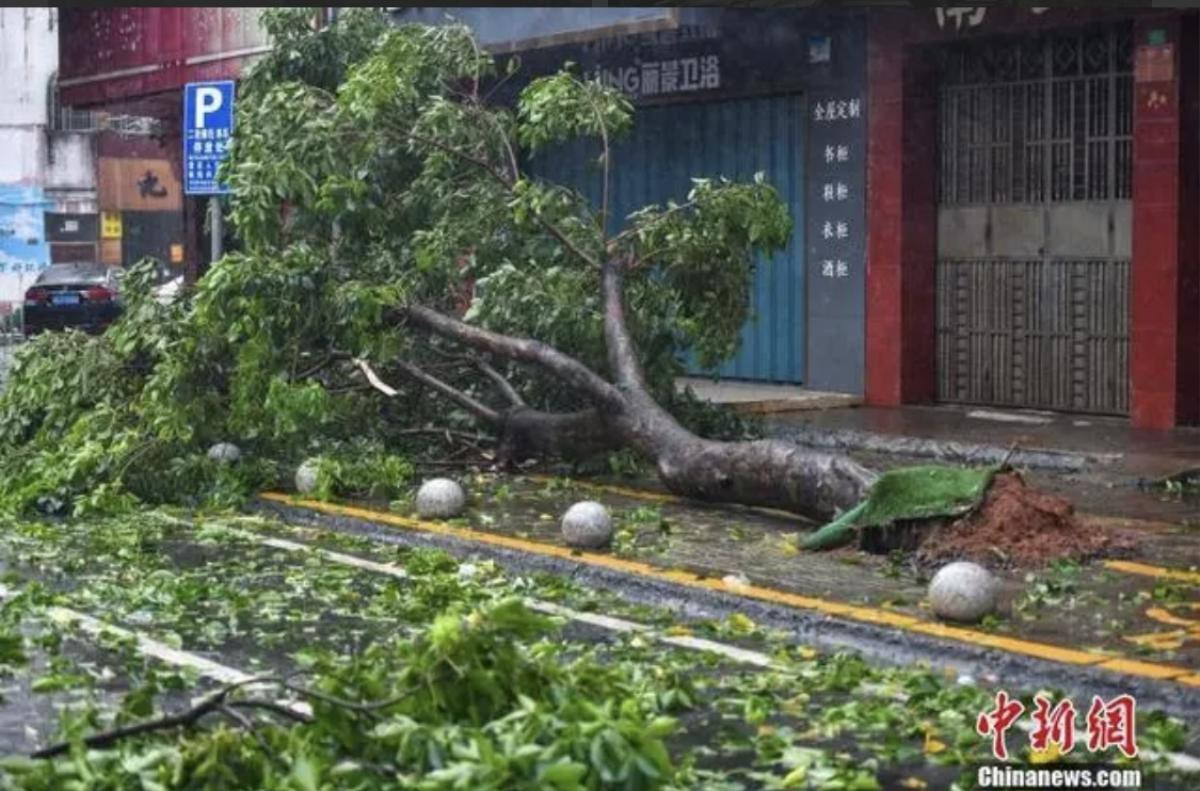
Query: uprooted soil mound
914 472 1135 568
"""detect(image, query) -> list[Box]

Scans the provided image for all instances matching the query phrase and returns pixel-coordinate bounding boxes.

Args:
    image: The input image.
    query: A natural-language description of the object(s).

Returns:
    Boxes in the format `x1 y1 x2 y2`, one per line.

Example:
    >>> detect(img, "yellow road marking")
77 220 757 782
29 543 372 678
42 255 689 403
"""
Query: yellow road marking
1145 604 1200 630
262 493 1198 685
1095 658 1195 680
1103 560 1200 586
1125 603 1200 652
532 476 1200 559
1126 630 1189 650
544 478 1200 597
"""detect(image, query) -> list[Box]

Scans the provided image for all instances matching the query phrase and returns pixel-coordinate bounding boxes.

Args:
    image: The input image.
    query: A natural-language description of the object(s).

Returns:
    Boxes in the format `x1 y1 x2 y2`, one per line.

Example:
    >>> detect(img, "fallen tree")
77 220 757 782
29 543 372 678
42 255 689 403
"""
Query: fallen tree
386 267 877 520
0 10 873 520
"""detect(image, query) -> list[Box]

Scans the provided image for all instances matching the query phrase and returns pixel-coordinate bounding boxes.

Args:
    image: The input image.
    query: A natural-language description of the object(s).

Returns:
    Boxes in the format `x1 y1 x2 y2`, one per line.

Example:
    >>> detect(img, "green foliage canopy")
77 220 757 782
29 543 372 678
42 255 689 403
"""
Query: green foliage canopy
0 8 787 514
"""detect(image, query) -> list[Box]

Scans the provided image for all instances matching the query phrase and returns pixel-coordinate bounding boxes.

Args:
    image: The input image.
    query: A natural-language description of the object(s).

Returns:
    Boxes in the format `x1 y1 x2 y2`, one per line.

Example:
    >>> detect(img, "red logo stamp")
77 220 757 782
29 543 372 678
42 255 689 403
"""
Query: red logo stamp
977 692 1139 761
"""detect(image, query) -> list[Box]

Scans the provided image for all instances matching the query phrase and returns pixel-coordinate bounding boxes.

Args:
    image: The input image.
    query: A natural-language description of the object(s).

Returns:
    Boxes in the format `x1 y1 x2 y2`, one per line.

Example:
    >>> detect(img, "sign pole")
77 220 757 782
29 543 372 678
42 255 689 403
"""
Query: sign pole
209 198 223 262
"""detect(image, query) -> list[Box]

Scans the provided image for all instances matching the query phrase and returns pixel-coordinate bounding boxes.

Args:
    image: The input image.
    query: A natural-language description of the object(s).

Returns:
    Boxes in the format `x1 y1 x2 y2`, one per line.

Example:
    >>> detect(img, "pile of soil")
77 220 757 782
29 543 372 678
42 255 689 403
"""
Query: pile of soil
914 472 1135 568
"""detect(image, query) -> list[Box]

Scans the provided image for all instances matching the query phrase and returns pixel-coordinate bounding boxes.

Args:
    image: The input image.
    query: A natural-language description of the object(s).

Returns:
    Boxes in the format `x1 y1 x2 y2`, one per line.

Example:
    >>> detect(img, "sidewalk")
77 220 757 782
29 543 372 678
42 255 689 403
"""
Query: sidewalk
768 404 1200 480
677 376 861 414
765 403 1200 526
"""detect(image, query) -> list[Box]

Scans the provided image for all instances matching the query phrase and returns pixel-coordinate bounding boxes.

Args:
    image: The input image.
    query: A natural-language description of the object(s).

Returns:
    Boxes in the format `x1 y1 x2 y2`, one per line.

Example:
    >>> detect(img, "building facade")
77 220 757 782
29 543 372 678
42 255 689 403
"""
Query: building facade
399 7 871 395
56 7 271 281
49 7 1200 428
0 8 96 307
865 6 1197 428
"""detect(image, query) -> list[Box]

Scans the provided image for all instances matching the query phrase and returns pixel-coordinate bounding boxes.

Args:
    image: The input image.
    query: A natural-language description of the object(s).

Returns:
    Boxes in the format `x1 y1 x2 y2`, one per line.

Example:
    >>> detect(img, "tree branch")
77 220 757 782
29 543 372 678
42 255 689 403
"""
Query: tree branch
606 197 701 254
225 699 314 724
353 357 400 397
599 256 696 452
394 360 502 425
31 699 224 759
217 704 256 732
354 355 501 424
276 682 415 715
600 257 651 396
29 674 310 759
217 704 275 757
475 357 525 407
27 674 416 760
581 88 612 241
408 131 512 188
463 93 520 183
294 353 340 381
396 427 492 443
406 130 600 268
398 304 628 413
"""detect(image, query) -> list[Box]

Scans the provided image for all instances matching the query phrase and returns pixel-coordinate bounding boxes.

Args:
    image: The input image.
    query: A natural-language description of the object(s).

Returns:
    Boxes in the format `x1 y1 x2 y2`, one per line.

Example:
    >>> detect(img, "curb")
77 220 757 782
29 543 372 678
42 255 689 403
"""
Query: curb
768 424 1121 472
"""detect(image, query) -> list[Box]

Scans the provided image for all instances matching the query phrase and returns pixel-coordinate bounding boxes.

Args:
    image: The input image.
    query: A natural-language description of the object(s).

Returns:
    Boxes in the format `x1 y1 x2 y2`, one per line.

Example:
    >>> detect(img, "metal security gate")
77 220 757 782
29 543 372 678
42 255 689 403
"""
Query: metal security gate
935 24 1132 414
532 93 807 383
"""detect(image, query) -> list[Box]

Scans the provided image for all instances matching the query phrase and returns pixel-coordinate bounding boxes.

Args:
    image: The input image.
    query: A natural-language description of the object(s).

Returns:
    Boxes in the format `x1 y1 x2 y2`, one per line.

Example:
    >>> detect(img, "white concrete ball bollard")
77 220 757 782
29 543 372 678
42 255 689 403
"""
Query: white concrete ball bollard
206 442 242 464
295 459 321 495
416 478 467 519
928 561 998 623
561 501 614 549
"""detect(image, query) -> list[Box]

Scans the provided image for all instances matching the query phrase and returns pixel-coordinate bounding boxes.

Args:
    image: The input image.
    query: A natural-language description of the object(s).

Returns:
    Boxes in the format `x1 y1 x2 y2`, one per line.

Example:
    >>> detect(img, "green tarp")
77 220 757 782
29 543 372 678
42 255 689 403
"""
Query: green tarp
802 465 1001 551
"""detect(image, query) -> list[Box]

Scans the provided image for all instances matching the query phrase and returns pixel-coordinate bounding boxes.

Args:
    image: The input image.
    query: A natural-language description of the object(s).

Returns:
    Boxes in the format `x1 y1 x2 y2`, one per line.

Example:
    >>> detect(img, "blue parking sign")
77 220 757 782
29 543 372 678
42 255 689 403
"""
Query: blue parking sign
183 81 235 195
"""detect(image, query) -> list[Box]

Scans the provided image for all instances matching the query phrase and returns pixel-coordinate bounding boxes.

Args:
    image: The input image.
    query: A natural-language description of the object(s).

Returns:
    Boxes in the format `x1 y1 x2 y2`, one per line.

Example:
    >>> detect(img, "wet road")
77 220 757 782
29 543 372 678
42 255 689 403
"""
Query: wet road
0 493 1195 787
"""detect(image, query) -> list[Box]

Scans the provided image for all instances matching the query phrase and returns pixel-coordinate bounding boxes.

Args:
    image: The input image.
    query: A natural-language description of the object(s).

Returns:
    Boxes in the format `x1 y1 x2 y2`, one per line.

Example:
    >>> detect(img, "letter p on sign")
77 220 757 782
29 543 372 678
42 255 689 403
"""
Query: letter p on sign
194 87 223 128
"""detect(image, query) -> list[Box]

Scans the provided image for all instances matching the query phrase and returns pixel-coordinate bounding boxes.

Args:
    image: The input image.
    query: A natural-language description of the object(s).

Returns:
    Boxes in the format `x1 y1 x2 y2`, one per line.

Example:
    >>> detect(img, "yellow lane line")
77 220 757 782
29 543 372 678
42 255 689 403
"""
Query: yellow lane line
261 493 1199 685
532 477 1200 584
1103 560 1200 586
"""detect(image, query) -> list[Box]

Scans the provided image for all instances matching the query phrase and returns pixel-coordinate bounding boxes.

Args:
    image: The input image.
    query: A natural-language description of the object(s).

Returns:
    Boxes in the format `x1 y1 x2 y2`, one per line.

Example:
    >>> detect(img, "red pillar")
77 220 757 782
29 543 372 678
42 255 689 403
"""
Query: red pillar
865 17 937 407
1130 13 1200 428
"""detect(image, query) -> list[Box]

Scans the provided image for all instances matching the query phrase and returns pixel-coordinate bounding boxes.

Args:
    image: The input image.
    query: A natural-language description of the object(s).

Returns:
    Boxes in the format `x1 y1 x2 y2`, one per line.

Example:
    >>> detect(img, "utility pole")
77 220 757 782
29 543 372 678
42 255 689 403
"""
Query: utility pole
209 197 223 262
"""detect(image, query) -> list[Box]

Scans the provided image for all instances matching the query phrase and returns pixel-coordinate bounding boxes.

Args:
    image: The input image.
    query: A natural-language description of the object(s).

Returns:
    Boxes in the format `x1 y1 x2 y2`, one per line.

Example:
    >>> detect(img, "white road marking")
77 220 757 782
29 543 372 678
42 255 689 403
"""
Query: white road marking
46 606 312 717
209 521 783 670
257 534 408 580
526 600 778 668
145 513 1200 773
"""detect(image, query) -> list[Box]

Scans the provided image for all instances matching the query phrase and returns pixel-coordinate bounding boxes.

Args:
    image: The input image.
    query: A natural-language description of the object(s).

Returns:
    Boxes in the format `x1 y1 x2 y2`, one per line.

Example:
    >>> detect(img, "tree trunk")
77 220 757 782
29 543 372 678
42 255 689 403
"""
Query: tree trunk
593 259 877 520
395 261 877 522
495 407 624 465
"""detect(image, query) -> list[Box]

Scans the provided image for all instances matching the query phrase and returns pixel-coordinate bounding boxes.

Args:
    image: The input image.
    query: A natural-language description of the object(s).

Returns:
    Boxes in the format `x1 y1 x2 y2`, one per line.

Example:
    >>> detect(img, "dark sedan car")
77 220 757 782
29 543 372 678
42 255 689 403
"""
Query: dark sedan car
23 263 123 336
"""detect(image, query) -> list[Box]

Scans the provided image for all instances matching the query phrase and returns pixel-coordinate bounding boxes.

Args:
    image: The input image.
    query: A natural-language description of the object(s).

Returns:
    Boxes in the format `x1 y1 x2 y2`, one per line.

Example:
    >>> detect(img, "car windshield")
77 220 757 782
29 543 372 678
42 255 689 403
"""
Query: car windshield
34 263 109 286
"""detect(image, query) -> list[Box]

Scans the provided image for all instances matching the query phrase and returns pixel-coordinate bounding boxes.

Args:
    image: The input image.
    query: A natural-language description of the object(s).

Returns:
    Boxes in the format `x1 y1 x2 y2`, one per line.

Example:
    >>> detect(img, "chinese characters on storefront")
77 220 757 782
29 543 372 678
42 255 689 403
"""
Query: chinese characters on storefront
805 86 866 392
587 54 720 100
933 7 1049 32
810 96 861 281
